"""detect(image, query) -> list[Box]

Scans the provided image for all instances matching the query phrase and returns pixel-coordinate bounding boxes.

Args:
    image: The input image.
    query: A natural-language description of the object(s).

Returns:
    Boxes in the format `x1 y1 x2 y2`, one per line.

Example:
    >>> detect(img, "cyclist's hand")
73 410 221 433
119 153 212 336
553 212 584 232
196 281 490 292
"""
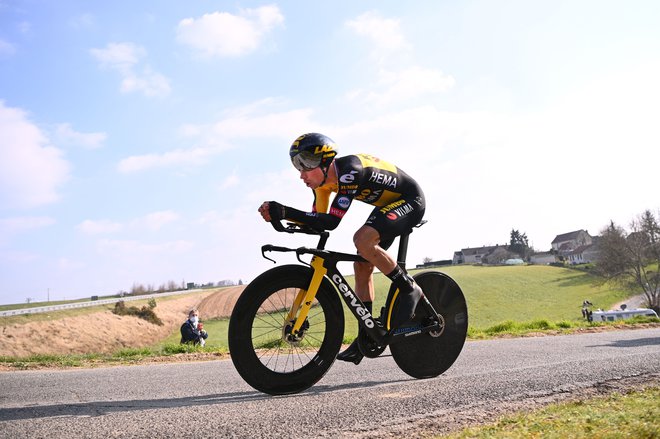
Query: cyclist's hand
267 201 286 222
258 201 286 222
258 201 272 222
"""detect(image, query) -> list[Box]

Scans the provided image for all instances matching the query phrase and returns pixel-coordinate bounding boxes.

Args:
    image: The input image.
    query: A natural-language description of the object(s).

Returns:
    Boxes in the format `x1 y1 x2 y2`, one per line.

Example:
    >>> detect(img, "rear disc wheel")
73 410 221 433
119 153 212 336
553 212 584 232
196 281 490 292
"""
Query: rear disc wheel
390 271 468 379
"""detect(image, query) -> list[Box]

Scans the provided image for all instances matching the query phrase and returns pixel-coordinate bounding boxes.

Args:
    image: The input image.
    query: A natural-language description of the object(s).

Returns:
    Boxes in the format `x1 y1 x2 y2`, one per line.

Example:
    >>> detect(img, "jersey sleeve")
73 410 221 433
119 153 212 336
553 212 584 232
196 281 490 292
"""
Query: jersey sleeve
283 187 343 230
313 187 332 213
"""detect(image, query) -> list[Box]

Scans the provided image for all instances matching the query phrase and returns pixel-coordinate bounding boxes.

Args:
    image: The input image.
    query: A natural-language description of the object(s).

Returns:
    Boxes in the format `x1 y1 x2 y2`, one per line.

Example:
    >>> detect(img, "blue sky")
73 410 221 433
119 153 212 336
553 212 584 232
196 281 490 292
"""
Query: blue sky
1 1 659 305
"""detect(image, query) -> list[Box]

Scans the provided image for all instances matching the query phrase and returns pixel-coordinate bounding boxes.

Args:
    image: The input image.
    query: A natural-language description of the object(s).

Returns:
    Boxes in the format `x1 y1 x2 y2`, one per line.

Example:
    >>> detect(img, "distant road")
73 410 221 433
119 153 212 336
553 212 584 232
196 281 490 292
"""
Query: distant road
0 289 205 317
1 328 658 438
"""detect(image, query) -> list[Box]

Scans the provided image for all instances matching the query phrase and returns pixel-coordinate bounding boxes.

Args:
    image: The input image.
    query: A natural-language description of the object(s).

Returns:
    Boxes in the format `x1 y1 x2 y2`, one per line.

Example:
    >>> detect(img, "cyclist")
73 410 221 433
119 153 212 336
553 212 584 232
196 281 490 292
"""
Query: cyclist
258 133 426 365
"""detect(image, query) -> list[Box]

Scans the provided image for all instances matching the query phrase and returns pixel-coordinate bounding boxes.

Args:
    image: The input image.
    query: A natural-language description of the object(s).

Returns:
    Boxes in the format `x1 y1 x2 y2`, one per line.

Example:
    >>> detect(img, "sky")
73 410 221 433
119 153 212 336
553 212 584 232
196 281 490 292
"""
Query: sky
1 1 659 305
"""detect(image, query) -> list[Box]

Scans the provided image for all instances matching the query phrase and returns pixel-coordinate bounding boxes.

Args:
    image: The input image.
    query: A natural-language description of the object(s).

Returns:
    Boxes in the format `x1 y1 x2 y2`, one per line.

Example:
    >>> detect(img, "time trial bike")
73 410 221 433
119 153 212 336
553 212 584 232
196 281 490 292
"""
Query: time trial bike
228 220 468 395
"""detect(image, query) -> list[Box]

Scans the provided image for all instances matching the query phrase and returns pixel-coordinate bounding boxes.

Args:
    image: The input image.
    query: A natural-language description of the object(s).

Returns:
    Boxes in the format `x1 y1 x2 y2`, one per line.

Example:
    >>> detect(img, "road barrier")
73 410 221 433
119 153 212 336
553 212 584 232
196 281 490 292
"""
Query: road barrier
0 289 203 317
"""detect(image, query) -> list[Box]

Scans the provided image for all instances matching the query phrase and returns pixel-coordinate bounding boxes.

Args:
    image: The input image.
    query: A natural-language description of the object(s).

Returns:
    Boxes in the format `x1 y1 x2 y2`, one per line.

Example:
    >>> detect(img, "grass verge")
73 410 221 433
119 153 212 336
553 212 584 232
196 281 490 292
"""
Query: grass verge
0 343 229 371
442 386 660 439
467 315 660 339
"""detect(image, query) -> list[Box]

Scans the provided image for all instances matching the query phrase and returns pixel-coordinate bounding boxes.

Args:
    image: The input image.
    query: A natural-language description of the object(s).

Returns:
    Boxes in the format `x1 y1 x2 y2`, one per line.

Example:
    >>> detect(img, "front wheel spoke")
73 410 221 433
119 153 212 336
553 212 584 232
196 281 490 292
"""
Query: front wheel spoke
249 287 333 374
258 304 287 327
302 331 325 346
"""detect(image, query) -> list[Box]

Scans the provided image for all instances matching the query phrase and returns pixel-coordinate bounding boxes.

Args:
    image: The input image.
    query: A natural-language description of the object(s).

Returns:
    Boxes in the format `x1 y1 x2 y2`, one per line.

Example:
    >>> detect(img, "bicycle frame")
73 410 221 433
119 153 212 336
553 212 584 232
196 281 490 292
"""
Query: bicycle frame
262 221 442 347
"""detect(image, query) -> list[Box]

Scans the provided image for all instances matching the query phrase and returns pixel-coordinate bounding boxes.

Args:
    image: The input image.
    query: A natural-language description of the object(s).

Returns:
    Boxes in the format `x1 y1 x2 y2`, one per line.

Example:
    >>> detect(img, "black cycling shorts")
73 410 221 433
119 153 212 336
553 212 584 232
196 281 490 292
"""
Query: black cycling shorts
364 191 426 250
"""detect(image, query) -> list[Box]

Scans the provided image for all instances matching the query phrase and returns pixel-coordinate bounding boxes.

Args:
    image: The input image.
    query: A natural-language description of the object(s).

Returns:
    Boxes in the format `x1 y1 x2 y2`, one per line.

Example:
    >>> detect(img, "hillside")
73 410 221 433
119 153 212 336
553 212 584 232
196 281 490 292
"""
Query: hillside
0 286 244 358
0 265 632 358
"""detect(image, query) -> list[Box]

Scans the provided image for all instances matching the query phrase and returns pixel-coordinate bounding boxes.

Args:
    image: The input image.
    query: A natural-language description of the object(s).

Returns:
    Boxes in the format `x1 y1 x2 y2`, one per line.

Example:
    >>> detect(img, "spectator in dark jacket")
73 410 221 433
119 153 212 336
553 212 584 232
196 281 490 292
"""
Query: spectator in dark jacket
180 308 208 345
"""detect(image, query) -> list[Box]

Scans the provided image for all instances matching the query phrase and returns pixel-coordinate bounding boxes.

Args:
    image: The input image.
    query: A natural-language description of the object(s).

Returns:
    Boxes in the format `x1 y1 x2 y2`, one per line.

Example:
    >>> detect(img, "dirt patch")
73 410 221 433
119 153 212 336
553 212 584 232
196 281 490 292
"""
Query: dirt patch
196 285 245 319
0 287 243 358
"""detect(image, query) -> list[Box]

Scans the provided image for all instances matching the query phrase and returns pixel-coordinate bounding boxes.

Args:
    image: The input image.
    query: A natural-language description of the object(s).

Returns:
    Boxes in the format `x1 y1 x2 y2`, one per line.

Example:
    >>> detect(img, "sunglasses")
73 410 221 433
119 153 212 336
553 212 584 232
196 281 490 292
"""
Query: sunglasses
291 151 321 172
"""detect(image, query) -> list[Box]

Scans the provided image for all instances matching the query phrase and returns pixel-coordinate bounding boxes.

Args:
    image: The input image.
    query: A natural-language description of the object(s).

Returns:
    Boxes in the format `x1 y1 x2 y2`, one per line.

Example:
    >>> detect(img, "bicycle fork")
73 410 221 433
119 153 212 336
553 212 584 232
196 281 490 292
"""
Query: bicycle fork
284 257 327 337
285 255 387 346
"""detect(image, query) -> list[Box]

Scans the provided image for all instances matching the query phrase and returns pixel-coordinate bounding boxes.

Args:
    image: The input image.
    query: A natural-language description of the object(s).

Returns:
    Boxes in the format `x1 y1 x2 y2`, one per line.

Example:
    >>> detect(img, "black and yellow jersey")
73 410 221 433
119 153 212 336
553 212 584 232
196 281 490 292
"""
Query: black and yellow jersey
284 154 423 231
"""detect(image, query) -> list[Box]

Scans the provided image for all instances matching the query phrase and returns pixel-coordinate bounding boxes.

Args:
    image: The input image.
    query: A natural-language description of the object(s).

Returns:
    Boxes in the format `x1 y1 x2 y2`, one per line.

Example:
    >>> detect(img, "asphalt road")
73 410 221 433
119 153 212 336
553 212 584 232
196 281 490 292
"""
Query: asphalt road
1 328 659 438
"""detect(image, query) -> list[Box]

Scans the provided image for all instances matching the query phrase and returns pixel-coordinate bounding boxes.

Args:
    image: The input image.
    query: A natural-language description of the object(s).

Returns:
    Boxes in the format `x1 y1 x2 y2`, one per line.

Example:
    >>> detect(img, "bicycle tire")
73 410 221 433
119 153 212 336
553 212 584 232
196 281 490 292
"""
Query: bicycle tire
390 271 468 379
228 264 344 395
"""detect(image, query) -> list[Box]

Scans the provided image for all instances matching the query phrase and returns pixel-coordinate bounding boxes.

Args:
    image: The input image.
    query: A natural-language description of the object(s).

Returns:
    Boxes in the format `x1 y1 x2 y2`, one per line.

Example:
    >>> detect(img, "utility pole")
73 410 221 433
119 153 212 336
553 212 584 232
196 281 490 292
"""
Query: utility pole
47 288 50 302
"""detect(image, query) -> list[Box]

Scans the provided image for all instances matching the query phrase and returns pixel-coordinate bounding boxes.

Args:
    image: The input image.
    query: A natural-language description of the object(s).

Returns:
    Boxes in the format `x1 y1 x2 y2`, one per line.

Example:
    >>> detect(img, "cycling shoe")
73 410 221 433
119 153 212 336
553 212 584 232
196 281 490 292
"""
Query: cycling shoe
336 339 363 365
389 281 423 330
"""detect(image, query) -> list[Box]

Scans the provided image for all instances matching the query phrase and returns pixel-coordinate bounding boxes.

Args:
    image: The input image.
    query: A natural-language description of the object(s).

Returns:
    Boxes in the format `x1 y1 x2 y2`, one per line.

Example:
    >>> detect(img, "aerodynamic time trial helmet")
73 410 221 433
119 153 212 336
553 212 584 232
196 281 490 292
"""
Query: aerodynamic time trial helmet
289 133 338 172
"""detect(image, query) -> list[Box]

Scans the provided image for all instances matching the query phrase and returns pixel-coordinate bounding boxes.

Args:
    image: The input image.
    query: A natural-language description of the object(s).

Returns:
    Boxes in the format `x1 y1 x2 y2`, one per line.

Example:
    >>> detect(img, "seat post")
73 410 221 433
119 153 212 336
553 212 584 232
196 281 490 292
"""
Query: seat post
396 221 426 270
397 232 410 269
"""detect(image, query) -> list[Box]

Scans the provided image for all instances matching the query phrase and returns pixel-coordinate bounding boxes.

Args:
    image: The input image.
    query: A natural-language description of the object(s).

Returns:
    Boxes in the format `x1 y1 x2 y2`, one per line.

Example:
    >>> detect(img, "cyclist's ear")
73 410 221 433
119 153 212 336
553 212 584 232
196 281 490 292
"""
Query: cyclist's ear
268 201 286 221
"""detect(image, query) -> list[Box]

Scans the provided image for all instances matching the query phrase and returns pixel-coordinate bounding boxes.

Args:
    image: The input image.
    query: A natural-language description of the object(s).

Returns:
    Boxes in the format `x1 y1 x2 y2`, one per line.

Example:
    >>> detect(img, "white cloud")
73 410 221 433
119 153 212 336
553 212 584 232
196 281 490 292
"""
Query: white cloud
90 42 171 97
98 238 193 255
69 13 95 29
119 103 315 173
218 172 239 191
90 42 144 69
18 21 31 34
344 12 452 107
0 216 55 244
138 210 180 231
209 107 314 139
58 257 85 271
78 211 180 234
120 67 171 97
346 11 409 52
176 5 284 57
0 38 16 56
347 66 455 106
117 145 224 173
77 219 123 235
0 101 70 208
0 249 39 263
55 123 106 149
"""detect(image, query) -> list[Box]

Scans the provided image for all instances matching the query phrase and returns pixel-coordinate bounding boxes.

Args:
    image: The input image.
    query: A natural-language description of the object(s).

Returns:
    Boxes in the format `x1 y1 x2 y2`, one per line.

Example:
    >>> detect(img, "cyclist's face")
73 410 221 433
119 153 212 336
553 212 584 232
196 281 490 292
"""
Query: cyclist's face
299 167 324 188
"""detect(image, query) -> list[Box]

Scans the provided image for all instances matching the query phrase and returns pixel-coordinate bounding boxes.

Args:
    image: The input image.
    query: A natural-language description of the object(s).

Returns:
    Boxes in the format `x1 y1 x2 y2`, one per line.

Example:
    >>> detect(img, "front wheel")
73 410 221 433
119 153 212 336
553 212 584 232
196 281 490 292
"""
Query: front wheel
390 271 468 379
228 265 344 395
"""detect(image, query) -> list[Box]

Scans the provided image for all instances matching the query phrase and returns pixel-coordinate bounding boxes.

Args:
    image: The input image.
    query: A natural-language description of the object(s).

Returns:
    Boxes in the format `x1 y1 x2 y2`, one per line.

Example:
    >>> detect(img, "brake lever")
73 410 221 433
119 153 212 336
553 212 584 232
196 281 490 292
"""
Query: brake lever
261 244 277 263
261 244 296 263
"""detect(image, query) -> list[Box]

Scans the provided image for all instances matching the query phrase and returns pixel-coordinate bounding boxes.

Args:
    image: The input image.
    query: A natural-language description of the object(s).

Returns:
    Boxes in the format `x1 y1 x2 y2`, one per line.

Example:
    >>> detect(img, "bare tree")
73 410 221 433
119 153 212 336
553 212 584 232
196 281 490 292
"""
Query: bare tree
595 210 660 313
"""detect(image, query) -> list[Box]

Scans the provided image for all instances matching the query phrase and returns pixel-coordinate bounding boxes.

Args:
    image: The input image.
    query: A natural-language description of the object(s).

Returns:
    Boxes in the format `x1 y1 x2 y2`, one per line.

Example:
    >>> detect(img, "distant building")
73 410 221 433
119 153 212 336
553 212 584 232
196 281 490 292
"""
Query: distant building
551 230 593 252
416 259 452 269
566 236 601 264
451 228 601 266
529 251 555 264
551 230 599 264
453 244 508 264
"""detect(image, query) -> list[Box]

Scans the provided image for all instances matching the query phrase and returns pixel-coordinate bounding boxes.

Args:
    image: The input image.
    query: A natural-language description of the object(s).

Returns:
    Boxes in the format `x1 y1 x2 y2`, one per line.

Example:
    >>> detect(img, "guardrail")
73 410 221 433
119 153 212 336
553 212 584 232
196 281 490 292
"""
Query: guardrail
0 289 204 317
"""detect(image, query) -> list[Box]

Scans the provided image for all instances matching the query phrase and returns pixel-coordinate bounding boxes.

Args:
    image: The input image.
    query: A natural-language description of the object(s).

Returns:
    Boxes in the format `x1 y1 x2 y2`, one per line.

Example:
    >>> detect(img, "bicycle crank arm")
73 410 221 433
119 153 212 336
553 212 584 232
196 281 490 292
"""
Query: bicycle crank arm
387 320 444 343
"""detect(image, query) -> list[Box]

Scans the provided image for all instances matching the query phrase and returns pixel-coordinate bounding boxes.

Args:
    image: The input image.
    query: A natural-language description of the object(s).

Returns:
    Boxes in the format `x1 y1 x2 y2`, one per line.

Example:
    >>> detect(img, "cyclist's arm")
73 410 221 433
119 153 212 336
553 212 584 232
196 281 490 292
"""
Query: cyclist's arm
280 188 348 230
283 206 341 230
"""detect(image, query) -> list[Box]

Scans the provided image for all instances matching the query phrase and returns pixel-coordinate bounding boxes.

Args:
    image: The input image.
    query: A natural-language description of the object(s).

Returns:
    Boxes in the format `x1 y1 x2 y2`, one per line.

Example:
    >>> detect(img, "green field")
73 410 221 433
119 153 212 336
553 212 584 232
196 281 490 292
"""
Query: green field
159 264 631 351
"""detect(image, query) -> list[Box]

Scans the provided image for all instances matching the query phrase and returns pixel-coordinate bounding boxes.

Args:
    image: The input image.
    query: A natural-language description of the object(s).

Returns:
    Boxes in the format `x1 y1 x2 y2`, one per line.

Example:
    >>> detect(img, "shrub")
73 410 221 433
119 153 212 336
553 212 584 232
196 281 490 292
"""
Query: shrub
524 319 554 330
114 348 151 358
485 320 516 334
112 301 163 325
161 343 203 355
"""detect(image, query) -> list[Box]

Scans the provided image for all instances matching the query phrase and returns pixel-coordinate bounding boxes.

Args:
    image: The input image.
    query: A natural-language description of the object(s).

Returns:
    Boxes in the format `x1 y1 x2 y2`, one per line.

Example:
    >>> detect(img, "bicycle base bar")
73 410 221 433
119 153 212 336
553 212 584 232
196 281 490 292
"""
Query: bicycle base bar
262 244 367 264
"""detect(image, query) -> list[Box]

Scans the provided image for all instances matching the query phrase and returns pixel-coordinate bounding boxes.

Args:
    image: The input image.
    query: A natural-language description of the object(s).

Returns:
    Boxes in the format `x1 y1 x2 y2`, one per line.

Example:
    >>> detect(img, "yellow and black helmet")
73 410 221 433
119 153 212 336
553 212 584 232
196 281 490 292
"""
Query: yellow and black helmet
289 133 338 172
